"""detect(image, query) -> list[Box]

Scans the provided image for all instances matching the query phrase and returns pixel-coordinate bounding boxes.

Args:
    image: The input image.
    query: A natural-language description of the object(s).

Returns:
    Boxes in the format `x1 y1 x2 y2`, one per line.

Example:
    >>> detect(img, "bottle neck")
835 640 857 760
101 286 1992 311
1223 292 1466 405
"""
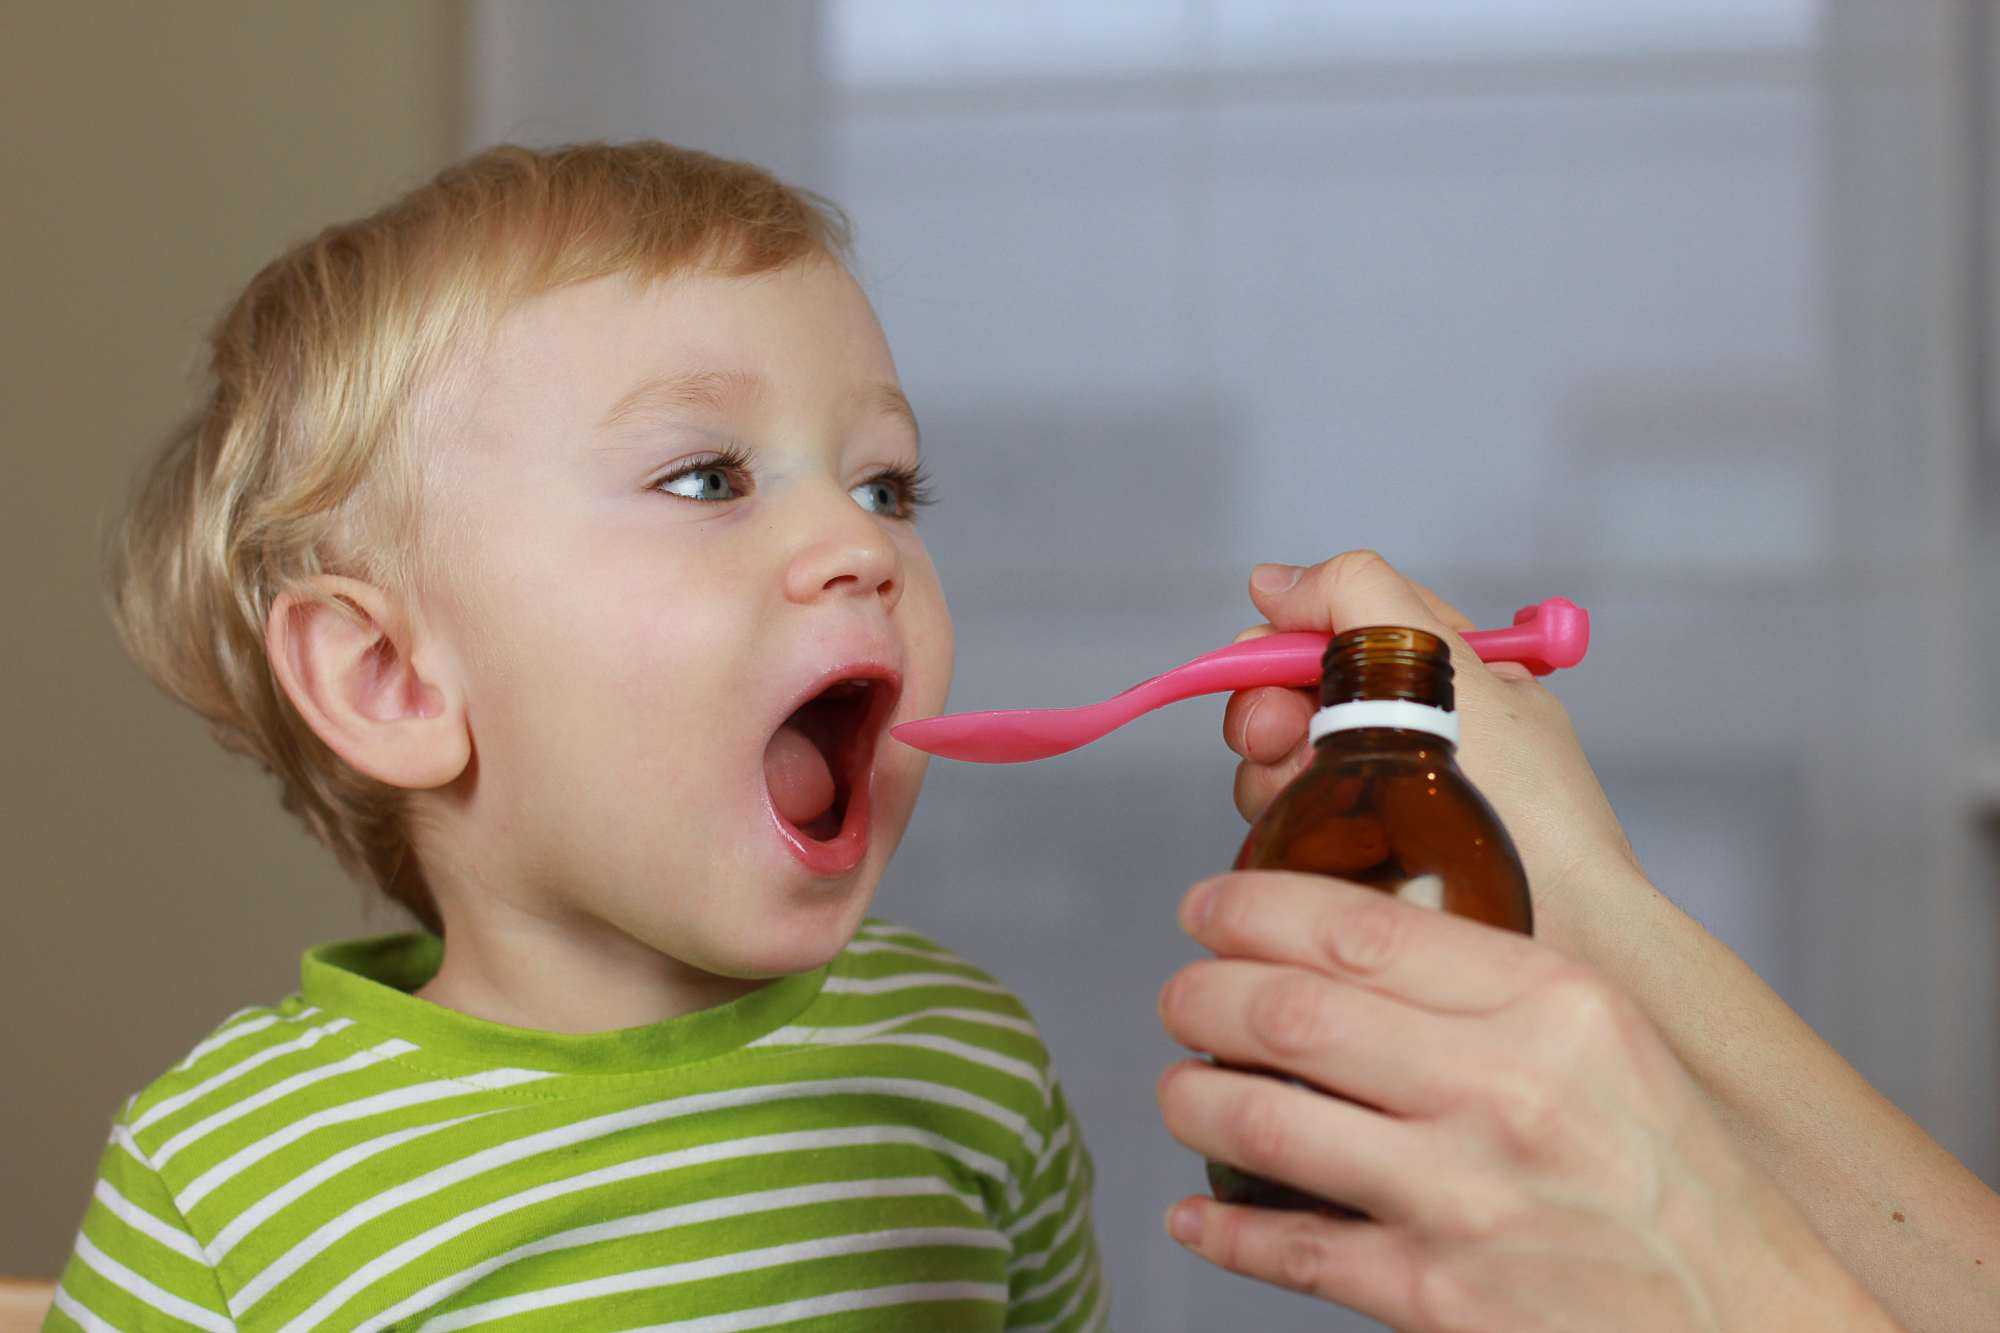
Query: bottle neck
1314 626 1457 745
1318 625 1454 710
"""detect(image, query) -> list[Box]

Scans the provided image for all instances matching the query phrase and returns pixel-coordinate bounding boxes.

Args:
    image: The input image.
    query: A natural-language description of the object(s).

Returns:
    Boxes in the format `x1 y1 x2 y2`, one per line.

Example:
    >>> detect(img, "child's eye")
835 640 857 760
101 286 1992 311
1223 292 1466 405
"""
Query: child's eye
652 447 752 504
851 464 937 521
658 465 740 501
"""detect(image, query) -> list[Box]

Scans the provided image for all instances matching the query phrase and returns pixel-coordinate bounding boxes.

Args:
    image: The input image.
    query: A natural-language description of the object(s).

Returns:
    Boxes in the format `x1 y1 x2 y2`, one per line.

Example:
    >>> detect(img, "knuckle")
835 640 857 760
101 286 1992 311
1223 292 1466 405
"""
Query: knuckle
1328 549 1390 586
1232 761 1266 823
1276 1219 1328 1291
1156 1065 1199 1132
1535 965 1635 1059
1322 893 1405 975
1208 881 1253 939
1230 1084 1292 1174
1595 1135 1663 1215
1208 1202 1249 1271
1485 1069 1565 1159
1411 1251 1483 1333
1159 962 1210 1030
1434 1180 1521 1243
1250 972 1331 1056
1222 713 1243 757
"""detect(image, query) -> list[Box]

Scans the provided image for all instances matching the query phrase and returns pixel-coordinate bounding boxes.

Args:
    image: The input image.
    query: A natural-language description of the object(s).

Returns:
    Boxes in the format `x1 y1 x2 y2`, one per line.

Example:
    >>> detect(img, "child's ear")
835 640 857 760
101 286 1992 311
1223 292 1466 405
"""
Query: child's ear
265 575 470 790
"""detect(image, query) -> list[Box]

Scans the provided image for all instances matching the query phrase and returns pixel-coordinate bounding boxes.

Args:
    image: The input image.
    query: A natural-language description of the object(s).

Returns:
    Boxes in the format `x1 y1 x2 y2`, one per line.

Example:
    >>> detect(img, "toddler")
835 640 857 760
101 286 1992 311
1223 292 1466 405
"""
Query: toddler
49 141 1106 1332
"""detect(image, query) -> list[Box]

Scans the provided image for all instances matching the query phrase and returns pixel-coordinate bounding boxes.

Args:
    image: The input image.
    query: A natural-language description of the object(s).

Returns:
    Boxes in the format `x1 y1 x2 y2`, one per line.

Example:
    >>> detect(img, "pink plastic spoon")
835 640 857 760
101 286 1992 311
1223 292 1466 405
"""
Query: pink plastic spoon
891 596 1590 764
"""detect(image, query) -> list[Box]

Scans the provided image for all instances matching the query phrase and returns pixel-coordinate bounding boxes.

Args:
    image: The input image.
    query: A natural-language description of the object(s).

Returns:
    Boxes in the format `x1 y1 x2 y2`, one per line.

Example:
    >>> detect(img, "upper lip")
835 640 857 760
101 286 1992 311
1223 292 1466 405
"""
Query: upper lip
773 650 906 735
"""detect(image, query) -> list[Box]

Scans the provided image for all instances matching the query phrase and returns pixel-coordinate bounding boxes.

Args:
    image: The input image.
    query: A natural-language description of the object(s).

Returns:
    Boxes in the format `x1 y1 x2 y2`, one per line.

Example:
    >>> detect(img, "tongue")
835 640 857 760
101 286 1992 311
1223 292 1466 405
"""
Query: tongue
764 723 837 827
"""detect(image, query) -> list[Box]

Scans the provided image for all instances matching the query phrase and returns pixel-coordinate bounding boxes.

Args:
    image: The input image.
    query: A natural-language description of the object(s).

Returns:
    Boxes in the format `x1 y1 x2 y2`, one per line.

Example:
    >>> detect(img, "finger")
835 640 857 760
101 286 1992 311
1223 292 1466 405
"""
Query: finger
1183 870 1560 1014
1222 684 1314 763
1155 1058 1417 1221
1248 551 1530 697
1248 550 1458 640
1232 749 1312 824
1158 958 1467 1116
1165 1196 1419 1329
1231 622 1277 644
1403 576 1538 683
1404 576 1477 633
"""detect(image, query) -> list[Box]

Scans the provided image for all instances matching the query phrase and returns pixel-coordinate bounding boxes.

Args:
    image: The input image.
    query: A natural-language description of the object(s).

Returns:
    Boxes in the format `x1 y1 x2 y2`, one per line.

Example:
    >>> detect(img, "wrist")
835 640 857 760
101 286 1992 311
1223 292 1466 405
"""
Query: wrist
1531 847 1665 967
1671 1123 1901 1332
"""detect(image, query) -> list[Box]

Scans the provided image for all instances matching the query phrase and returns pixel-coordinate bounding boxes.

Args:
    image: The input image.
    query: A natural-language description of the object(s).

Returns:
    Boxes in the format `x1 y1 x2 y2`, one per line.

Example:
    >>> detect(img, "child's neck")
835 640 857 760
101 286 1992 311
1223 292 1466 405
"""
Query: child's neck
413 897 768 1034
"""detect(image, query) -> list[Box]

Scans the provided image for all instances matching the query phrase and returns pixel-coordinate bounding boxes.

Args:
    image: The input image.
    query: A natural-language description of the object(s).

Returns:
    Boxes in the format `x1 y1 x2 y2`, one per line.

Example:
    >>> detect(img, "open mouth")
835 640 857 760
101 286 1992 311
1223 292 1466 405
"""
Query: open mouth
764 674 898 850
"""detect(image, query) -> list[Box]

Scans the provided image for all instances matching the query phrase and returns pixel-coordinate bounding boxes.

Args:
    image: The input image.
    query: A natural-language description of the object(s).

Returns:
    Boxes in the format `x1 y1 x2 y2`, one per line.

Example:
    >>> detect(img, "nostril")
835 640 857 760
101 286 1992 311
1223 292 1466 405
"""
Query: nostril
791 534 902 604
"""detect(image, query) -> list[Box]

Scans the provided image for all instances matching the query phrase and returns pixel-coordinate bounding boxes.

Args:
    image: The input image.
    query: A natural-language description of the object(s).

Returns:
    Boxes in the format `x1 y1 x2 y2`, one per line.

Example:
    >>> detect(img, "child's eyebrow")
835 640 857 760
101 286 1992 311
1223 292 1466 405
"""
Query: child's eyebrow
862 383 923 449
598 368 763 433
596 370 922 449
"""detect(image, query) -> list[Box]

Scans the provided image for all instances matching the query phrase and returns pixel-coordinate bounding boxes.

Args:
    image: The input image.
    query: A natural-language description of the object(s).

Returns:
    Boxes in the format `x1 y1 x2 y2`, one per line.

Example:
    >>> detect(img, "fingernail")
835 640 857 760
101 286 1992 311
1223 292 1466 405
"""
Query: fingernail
1168 1201 1204 1246
1239 695 1265 751
1183 878 1221 932
1252 563 1303 593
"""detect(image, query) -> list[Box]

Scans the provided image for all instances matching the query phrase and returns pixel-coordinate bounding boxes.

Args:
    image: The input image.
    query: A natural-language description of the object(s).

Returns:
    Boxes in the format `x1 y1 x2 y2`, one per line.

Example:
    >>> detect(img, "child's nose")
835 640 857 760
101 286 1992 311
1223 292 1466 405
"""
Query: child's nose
782 503 902 612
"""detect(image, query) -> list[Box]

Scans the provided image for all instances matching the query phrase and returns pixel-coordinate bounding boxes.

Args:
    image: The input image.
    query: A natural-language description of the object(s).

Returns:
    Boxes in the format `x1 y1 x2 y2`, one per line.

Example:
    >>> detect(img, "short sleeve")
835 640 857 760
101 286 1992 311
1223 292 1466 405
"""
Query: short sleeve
1000 1074 1109 1331
44 1122 233 1331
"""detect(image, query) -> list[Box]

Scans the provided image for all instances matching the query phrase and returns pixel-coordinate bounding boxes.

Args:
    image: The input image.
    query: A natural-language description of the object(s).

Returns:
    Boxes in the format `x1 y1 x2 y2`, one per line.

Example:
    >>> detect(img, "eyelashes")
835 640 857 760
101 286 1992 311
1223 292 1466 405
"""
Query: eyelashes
871 461 937 515
650 444 937 520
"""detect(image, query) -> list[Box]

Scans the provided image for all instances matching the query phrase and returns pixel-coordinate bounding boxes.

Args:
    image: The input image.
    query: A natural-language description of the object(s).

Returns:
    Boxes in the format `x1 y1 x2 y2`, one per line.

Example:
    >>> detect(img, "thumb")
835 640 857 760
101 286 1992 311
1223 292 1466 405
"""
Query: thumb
1249 550 1457 640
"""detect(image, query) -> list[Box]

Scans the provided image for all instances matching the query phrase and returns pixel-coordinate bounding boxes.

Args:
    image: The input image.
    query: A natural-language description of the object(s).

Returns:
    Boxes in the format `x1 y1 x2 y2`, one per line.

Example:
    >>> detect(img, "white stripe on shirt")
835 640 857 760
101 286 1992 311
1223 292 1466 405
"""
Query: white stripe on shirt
153 1038 416 1166
417 1229 1008 1332
207 1111 499 1262
852 924 951 952
755 1004 1040 1045
90 1179 207 1264
822 972 1009 997
73 1233 231 1333
133 1018 353 1132
353 1175 984 1333
236 1084 1020 1317
176 1066 550 1211
628 1282 1011 1333
1015 1249 1104 1333
49 1286 118 1333
171 1006 320 1072
270 1127 1007 1331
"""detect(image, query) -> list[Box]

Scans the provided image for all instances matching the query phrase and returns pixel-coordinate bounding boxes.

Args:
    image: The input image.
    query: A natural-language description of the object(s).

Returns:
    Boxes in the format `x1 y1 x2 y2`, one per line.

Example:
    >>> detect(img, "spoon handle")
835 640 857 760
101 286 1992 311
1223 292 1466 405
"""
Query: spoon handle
1120 596 1590 715
1115 634 1325 711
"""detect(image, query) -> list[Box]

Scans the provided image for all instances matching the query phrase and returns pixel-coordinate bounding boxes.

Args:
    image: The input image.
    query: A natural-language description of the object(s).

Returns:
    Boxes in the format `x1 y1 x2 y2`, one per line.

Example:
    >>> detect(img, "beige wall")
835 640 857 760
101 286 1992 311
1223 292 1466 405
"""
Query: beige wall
1 3 463 1275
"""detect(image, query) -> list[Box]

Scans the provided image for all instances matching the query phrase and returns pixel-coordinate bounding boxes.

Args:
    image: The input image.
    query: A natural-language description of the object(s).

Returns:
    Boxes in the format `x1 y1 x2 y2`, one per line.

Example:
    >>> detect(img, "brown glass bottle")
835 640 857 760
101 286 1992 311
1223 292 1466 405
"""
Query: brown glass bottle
1205 626 1533 1216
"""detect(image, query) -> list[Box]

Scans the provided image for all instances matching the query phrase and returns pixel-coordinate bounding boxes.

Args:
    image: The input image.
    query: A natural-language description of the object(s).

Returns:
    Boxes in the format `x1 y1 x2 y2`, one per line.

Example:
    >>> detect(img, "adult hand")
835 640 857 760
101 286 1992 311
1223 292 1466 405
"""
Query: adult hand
1153 870 1900 1332
1221 551 1639 960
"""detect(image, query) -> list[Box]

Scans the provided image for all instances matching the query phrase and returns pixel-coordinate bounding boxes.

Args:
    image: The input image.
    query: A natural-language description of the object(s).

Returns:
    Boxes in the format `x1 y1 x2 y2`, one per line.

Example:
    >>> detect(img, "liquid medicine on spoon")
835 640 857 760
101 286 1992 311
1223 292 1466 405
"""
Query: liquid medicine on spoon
1206 625 1533 1215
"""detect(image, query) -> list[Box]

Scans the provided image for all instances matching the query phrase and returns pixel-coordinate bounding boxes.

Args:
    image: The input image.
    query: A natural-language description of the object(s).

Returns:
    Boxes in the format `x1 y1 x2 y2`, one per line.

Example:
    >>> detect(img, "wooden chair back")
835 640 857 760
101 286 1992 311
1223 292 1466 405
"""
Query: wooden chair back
0 1278 55 1331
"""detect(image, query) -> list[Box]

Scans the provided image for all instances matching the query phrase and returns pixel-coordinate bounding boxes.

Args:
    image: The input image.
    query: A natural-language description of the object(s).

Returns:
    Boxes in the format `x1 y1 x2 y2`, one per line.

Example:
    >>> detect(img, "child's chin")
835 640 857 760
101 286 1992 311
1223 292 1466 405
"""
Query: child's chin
731 886 878 976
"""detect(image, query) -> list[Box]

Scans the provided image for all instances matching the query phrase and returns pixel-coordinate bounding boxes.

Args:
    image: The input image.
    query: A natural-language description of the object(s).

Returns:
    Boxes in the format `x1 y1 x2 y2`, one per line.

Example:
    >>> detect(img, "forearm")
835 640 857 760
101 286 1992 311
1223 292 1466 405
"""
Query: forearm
1573 862 2000 1332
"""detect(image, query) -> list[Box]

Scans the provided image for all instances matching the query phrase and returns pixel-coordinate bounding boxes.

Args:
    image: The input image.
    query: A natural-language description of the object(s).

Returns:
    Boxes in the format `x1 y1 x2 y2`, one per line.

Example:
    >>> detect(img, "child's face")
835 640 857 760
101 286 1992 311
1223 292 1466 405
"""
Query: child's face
416 259 954 978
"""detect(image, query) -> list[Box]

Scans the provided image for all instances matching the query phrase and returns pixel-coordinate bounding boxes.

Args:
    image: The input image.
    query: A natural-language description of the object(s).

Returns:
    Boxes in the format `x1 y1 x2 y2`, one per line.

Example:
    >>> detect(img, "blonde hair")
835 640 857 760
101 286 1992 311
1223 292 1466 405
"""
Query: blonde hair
104 141 853 933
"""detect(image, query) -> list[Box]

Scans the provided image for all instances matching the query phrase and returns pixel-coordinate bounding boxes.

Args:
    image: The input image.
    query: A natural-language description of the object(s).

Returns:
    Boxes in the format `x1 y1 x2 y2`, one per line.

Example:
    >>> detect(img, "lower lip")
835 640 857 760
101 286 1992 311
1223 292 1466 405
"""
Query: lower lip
766 764 874 877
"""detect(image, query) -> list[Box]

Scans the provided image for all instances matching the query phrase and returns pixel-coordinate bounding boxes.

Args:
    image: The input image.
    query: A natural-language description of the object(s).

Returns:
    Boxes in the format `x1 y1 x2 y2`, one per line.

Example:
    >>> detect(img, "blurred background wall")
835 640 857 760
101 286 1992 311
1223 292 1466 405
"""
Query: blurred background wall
7 4 1998 1330
1 0 463 1276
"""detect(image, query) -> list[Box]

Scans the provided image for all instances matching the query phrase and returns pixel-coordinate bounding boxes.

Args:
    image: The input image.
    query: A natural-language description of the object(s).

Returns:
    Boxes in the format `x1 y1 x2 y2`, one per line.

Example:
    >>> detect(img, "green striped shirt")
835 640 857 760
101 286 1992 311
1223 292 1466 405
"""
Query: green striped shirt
47 920 1108 1331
